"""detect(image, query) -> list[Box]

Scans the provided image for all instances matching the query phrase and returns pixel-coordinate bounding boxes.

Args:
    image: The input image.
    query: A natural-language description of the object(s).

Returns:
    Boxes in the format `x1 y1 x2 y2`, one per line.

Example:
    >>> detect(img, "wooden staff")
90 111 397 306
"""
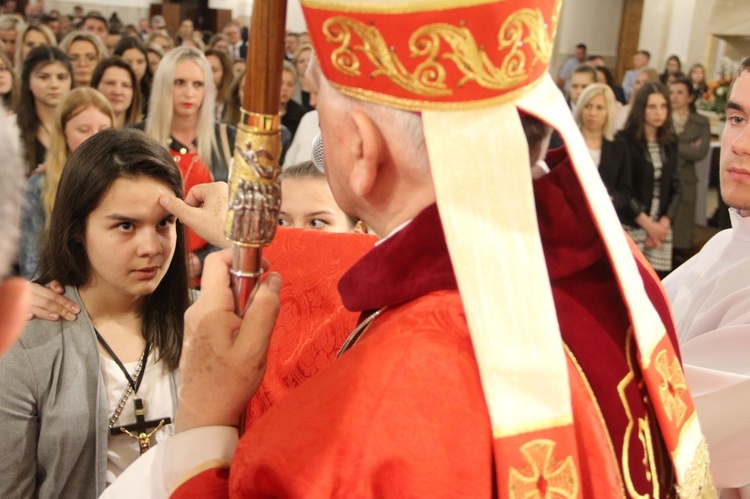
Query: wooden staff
225 0 287 316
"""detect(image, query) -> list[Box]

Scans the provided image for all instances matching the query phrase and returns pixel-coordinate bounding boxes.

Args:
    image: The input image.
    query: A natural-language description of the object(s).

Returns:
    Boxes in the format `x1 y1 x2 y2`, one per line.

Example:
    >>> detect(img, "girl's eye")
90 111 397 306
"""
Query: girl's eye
158 217 174 228
118 222 133 231
309 219 327 229
278 218 290 227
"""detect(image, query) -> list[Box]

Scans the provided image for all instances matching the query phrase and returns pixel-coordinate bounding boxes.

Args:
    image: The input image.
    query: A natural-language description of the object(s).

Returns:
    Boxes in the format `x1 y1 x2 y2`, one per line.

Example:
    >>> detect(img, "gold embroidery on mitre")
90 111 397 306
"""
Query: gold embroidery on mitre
618 329 660 498
508 439 578 499
655 349 689 428
675 437 717 498
322 6 556 97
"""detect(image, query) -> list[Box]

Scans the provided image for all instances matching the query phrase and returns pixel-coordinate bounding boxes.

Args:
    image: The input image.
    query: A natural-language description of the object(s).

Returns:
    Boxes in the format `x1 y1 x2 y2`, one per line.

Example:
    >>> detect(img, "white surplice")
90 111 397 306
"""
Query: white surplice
663 208 750 494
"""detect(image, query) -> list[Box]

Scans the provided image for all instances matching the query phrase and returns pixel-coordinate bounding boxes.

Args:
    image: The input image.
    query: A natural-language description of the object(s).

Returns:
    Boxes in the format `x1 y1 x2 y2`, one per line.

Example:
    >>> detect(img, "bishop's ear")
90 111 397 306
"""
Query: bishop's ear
348 109 386 197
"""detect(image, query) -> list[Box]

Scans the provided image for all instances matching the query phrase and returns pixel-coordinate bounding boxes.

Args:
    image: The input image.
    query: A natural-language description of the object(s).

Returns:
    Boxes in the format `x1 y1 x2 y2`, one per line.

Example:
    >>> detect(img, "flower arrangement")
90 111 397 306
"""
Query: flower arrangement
697 74 733 118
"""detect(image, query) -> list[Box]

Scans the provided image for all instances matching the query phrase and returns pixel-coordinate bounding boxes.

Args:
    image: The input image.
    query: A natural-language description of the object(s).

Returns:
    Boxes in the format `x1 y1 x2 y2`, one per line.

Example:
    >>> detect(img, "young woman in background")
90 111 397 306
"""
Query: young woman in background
19 87 114 278
618 82 680 276
91 57 141 127
17 45 72 175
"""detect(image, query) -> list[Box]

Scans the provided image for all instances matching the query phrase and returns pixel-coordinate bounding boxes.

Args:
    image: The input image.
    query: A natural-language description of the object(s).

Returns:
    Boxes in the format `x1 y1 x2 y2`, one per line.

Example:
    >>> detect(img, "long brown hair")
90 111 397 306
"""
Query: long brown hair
91 56 142 125
623 82 675 147
36 128 189 369
18 46 73 174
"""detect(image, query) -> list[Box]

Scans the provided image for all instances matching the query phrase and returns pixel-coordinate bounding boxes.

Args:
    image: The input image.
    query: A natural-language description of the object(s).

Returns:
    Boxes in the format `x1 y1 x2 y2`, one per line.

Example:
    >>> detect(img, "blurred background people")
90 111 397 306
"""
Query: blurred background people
13 22 56 71
19 87 114 278
618 82 680 277
621 49 650 102
114 36 152 115
575 83 631 222
660 54 682 84
91 56 141 126
17 46 72 175
669 76 710 267
59 30 107 88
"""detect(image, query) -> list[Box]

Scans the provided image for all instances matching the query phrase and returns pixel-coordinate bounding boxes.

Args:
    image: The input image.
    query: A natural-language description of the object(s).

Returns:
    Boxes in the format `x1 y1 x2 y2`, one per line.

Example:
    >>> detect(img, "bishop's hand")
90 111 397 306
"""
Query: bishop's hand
175 249 281 433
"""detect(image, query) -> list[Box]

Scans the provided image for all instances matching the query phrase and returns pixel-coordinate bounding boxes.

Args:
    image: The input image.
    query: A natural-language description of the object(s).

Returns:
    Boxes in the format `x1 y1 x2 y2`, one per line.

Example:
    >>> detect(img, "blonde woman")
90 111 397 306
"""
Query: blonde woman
19 88 114 278
574 83 631 221
13 22 56 69
138 46 236 277
59 30 107 88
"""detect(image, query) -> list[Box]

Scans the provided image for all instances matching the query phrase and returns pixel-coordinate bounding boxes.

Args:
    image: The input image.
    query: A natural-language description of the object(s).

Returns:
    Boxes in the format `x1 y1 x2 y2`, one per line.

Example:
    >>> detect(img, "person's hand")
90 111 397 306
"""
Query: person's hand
176 249 281 433
657 216 671 233
28 280 80 321
159 182 230 249
644 235 659 249
644 218 667 245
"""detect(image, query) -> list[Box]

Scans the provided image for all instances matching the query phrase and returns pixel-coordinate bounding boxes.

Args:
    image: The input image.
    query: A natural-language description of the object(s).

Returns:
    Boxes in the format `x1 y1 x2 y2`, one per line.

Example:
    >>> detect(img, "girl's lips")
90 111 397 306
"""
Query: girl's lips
134 267 158 280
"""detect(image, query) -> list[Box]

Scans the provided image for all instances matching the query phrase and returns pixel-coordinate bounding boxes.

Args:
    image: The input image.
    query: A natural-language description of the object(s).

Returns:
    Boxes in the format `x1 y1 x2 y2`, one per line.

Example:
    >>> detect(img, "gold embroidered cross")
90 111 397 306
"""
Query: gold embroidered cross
508 439 578 498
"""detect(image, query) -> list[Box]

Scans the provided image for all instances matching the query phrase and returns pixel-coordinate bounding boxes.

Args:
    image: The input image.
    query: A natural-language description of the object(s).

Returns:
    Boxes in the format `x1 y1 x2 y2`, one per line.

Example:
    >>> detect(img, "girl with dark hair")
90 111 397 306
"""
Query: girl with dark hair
17 45 72 175
91 56 142 126
0 128 189 497
114 36 152 115
669 76 710 265
659 54 682 85
617 82 680 275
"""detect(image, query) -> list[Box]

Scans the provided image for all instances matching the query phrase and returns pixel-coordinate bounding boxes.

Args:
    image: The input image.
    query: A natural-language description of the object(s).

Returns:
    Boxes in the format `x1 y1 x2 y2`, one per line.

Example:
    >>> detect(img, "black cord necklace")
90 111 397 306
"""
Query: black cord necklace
94 329 151 394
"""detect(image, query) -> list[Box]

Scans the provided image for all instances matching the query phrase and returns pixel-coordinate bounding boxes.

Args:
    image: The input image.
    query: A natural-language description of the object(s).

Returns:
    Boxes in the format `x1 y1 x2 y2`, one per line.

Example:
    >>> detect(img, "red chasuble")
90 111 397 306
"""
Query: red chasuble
173 155 681 497
246 227 378 425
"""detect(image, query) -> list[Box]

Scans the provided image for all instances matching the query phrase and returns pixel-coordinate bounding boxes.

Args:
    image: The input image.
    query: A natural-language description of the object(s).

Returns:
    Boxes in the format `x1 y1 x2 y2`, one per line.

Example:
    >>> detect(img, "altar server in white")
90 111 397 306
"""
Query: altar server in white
663 56 750 497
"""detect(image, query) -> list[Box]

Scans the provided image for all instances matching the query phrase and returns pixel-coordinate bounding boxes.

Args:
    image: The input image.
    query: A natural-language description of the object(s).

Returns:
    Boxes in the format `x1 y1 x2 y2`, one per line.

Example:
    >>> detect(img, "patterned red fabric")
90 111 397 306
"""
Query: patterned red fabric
172 156 681 497
302 0 560 108
245 227 378 425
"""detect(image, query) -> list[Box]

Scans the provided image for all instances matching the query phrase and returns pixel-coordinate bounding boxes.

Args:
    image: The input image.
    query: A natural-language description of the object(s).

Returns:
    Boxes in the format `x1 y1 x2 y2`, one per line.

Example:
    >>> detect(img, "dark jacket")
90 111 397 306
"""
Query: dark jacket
617 130 681 226
598 137 631 220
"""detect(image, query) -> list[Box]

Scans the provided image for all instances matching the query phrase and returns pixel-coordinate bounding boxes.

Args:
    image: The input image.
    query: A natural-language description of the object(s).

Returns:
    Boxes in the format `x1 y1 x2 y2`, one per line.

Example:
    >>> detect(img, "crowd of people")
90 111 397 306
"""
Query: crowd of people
557 44 712 274
0 8 319 283
0 1 748 497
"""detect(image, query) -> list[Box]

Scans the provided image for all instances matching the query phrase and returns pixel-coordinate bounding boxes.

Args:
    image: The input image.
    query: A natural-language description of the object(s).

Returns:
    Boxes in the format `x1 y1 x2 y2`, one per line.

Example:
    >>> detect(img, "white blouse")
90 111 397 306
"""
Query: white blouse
99 351 175 485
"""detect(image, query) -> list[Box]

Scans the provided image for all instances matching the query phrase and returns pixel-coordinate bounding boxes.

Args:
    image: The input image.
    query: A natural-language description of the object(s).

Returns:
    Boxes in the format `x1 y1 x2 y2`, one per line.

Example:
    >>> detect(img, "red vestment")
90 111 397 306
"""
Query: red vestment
174 156 680 497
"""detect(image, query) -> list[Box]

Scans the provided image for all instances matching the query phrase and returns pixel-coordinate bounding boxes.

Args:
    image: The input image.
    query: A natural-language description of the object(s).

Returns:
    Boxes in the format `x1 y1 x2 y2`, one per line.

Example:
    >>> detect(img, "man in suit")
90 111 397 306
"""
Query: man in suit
224 23 247 61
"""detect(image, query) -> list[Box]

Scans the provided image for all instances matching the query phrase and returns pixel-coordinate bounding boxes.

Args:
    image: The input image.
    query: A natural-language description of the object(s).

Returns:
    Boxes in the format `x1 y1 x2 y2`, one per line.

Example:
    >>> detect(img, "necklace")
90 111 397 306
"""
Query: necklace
337 307 387 357
95 330 170 454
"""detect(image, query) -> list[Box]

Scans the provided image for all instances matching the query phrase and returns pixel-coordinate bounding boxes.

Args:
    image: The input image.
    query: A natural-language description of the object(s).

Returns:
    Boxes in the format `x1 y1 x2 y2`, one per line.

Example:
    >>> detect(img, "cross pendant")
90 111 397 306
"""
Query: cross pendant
110 398 172 454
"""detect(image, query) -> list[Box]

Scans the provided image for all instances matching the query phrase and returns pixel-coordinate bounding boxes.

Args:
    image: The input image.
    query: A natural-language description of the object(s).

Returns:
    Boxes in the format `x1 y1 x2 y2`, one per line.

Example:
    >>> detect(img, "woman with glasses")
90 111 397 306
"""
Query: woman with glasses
59 30 106 88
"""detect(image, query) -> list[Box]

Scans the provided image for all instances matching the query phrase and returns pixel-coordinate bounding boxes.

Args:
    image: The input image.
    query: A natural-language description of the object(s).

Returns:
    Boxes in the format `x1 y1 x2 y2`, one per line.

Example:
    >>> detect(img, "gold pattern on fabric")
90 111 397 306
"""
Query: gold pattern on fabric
322 8 554 96
675 437 717 498
617 329 659 498
303 0 501 15
655 349 689 427
508 439 578 498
